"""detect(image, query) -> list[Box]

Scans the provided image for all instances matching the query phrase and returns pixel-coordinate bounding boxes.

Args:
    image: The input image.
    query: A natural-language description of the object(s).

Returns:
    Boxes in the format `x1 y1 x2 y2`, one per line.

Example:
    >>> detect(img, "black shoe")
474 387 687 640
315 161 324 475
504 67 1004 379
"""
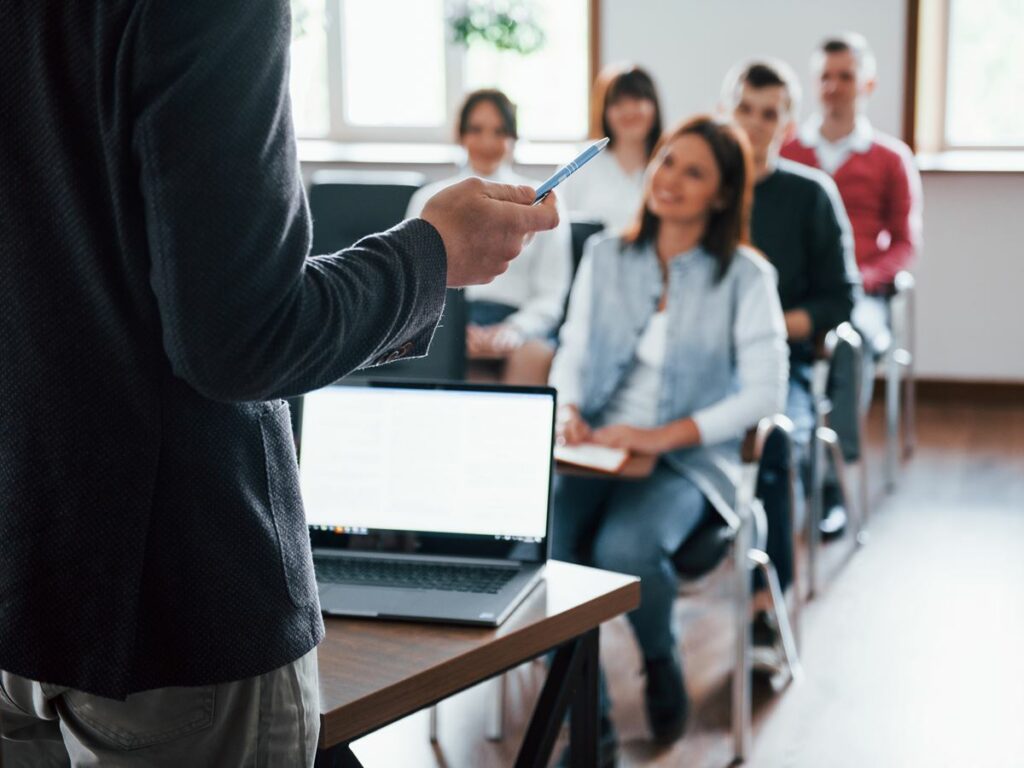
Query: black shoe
819 483 848 540
643 650 689 745
750 611 784 677
556 714 619 768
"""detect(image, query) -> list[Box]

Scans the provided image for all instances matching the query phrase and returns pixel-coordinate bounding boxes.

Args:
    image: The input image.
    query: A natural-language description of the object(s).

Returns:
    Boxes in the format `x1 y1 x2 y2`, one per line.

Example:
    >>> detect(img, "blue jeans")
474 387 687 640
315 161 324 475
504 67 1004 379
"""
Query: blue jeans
552 463 708 661
467 299 517 328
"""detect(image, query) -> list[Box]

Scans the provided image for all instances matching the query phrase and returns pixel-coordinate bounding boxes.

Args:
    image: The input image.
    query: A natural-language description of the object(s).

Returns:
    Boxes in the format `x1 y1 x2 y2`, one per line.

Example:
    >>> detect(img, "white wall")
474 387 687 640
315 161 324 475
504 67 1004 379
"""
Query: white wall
914 174 1024 381
600 0 1024 382
600 0 906 134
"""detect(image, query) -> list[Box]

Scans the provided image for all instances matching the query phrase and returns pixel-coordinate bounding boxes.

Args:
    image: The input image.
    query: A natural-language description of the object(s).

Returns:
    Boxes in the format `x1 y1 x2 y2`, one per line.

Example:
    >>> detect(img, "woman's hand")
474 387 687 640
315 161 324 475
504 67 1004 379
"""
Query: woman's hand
556 405 593 446
466 323 524 359
591 424 666 455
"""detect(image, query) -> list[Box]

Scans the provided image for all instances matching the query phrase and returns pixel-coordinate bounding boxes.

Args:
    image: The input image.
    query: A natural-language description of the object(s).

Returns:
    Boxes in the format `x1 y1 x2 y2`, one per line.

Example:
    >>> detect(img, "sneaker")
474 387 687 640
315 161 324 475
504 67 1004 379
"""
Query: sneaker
643 650 689 745
556 714 619 768
819 483 848 540
750 611 784 677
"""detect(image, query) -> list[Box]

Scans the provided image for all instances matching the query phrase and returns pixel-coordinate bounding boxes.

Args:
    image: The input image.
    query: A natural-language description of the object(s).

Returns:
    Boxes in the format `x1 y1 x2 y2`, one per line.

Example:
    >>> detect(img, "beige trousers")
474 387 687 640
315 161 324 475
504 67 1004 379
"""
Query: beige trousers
0 649 319 767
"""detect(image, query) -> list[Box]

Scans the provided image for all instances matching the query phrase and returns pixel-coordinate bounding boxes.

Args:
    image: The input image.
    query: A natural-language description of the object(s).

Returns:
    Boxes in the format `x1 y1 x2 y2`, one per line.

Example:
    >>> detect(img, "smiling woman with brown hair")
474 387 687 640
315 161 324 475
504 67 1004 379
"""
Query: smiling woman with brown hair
548 116 788 761
563 64 664 232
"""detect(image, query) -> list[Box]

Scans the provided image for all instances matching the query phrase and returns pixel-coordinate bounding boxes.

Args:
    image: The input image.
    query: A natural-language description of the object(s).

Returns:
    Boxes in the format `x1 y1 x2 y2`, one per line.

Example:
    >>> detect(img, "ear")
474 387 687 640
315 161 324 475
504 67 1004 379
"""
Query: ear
863 77 877 97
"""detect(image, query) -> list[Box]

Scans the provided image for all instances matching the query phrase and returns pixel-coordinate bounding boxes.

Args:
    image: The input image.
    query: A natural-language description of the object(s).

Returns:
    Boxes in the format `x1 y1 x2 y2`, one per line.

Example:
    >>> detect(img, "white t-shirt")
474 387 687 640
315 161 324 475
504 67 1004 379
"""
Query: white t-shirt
406 165 572 338
599 310 668 428
561 148 645 233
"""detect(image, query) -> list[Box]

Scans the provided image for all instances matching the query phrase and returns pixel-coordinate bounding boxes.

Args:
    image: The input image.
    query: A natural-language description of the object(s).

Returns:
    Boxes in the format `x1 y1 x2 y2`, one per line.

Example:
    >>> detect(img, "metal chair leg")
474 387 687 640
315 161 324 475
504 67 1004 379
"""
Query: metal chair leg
821 428 868 547
885 348 901 492
428 673 506 743
428 704 439 743
748 550 802 683
485 673 506 742
732 513 753 762
806 422 832 599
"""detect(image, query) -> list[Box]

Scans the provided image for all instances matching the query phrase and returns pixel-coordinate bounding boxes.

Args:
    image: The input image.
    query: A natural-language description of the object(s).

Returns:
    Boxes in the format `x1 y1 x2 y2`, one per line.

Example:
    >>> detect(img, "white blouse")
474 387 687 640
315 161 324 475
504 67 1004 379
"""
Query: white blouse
561 148 645 233
549 245 787 446
599 310 667 429
406 165 572 339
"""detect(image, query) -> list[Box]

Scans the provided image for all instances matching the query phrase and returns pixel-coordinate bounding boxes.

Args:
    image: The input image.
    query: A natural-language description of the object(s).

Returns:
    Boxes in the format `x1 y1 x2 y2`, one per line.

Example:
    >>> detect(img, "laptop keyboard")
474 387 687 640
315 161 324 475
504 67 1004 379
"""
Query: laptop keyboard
315 557 517 594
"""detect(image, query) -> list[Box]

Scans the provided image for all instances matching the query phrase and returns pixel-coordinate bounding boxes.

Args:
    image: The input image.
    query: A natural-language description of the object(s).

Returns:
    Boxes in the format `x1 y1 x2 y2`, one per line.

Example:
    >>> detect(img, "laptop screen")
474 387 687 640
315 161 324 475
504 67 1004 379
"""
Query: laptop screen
298 382 555 560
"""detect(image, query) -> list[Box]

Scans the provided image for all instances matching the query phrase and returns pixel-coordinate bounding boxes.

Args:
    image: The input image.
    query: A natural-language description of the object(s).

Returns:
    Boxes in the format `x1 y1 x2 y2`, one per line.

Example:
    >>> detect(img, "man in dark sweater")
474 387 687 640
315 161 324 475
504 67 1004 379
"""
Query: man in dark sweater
0 0 557 764
723 60 861 670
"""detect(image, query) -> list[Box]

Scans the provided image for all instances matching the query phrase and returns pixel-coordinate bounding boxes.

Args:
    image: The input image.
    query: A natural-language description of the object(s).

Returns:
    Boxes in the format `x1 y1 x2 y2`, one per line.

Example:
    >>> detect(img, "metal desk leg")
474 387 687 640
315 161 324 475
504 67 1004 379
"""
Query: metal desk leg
314 743 364 768
514 629 600 768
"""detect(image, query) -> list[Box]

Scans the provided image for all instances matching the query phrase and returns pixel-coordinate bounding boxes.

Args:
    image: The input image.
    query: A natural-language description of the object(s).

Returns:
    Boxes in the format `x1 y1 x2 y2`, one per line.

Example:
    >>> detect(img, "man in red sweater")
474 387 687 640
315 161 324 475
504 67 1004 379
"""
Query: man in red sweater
782 33 922 297
781 32 923 534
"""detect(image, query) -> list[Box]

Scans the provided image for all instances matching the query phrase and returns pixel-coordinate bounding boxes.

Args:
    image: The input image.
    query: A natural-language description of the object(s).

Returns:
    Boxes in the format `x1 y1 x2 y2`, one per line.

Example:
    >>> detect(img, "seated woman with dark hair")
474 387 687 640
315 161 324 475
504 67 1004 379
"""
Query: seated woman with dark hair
563 63 663 232
549 116 788 759
407 89 572 384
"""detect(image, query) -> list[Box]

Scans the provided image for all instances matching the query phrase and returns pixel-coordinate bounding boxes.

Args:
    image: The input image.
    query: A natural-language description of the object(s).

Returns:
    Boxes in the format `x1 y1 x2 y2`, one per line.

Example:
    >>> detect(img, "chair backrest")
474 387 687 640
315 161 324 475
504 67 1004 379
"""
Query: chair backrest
308 169 426 252
569 218 605 277
671 416 795 580
823 322 864 462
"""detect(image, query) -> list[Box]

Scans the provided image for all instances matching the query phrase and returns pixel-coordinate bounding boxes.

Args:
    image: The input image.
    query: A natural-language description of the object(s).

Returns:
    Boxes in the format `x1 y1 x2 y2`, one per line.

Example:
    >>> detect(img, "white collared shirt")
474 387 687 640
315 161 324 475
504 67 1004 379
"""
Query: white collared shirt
561 148 645 233
799 114 874 176
406 164 572 338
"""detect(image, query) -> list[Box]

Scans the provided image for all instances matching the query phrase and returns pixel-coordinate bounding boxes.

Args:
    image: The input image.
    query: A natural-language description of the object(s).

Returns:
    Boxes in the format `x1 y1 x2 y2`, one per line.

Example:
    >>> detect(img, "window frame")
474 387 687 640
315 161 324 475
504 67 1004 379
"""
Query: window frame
910 0 1024 153
298 0 598 144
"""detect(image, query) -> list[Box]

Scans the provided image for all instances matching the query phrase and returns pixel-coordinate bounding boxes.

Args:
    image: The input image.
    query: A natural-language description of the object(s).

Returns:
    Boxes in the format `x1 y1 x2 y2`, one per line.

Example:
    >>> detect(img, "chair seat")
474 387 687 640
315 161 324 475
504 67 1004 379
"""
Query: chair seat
671 514 736 580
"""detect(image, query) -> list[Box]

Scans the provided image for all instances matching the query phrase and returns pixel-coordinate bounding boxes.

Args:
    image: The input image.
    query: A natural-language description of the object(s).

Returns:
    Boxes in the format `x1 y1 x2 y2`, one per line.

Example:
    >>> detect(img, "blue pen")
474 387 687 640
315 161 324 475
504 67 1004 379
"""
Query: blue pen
533 137 610 204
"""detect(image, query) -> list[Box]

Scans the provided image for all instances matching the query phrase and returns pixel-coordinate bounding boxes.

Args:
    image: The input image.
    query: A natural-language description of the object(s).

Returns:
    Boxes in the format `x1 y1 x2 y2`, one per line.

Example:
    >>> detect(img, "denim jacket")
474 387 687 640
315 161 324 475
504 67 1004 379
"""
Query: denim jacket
550 234 788 516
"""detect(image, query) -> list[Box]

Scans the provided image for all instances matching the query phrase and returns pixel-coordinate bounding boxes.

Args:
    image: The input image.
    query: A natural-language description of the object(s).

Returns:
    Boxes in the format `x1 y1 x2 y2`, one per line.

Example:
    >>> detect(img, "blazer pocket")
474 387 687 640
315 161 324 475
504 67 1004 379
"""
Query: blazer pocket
62 685 215 750
260 400 318 608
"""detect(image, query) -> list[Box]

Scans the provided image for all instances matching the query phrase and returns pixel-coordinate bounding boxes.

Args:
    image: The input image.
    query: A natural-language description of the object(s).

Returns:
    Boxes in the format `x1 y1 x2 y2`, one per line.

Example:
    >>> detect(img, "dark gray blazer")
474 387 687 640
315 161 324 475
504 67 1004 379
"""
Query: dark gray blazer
0 0 446 697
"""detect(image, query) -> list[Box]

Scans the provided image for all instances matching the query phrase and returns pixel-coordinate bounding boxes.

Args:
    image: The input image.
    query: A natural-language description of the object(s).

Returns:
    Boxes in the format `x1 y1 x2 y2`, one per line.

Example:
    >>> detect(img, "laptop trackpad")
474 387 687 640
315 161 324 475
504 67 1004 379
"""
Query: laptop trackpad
319 582 512 623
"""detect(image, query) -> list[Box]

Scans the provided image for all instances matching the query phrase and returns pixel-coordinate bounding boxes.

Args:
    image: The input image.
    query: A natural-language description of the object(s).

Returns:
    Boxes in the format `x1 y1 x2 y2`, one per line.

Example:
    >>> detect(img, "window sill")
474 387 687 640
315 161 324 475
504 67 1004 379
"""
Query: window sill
916 150 1024 174
297 139 581 168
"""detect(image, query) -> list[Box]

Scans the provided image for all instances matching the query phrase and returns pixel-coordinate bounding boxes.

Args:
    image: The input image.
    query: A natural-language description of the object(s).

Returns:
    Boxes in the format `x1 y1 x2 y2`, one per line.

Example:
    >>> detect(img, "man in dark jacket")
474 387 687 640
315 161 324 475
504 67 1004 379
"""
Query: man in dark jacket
723 59 861 674
0 0 557 763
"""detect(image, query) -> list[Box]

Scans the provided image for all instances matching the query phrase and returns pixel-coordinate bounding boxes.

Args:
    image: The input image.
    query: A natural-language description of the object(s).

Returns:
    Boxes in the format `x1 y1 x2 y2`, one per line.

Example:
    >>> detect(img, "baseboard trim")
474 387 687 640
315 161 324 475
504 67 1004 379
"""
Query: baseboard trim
872 378 1024 406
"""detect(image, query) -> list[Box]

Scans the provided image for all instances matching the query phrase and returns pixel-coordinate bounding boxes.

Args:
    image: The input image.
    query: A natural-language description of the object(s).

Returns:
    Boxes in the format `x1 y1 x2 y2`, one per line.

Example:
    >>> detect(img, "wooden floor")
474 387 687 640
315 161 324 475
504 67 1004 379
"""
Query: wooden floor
350 397 1024 767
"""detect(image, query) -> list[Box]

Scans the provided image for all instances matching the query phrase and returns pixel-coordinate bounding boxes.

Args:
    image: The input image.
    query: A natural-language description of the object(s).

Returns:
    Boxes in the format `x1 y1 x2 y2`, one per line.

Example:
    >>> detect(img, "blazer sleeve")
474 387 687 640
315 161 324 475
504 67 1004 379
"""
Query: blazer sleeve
131 0 446 402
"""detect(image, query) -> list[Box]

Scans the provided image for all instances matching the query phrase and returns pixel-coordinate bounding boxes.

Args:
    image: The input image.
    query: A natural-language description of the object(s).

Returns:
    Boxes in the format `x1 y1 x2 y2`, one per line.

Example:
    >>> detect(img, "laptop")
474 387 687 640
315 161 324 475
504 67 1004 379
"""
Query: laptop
297 380 555 627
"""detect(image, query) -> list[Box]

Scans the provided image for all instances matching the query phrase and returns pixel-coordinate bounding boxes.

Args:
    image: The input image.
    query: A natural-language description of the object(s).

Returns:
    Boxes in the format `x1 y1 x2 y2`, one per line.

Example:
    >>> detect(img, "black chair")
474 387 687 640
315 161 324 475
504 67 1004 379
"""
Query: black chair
669 416 803 761
806 322 868 598
882 271 917 490
308 169 427 252
342 289 467 383
569 218 605 277
290 170 466 436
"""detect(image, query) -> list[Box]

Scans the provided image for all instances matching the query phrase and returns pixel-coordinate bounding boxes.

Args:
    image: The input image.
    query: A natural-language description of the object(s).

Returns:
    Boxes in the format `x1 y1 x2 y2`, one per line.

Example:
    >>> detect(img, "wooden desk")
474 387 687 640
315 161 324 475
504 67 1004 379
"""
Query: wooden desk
315 560 639 767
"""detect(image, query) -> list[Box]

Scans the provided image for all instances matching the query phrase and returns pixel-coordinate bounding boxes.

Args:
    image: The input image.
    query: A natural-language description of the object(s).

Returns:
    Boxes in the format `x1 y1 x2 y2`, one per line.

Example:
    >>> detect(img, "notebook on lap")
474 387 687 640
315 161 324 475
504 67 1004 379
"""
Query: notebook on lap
298 381 555 627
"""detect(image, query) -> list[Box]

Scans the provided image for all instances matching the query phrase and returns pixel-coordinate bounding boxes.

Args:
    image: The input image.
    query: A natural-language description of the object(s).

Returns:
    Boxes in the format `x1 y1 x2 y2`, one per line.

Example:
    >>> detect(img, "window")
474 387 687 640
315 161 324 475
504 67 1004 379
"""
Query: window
913 0 1024 152
289 0 592 143
944 0 1024 147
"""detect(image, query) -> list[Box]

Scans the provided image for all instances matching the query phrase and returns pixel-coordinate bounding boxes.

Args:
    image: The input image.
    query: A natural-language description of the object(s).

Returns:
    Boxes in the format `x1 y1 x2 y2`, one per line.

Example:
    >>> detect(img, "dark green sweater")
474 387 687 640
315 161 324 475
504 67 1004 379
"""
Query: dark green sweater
751 159 861 364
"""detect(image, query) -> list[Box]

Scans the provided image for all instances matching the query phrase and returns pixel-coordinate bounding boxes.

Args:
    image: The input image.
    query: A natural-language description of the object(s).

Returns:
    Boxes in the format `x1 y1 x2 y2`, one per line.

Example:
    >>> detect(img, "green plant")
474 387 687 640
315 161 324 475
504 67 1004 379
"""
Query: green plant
448 1 545 55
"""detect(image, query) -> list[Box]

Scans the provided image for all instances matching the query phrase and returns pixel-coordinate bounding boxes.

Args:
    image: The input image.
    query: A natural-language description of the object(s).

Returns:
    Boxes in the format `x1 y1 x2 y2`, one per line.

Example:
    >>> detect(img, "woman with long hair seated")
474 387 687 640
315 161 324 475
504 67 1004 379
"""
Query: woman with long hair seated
563 63 663 232
406 89 572 384
549 116 787 759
